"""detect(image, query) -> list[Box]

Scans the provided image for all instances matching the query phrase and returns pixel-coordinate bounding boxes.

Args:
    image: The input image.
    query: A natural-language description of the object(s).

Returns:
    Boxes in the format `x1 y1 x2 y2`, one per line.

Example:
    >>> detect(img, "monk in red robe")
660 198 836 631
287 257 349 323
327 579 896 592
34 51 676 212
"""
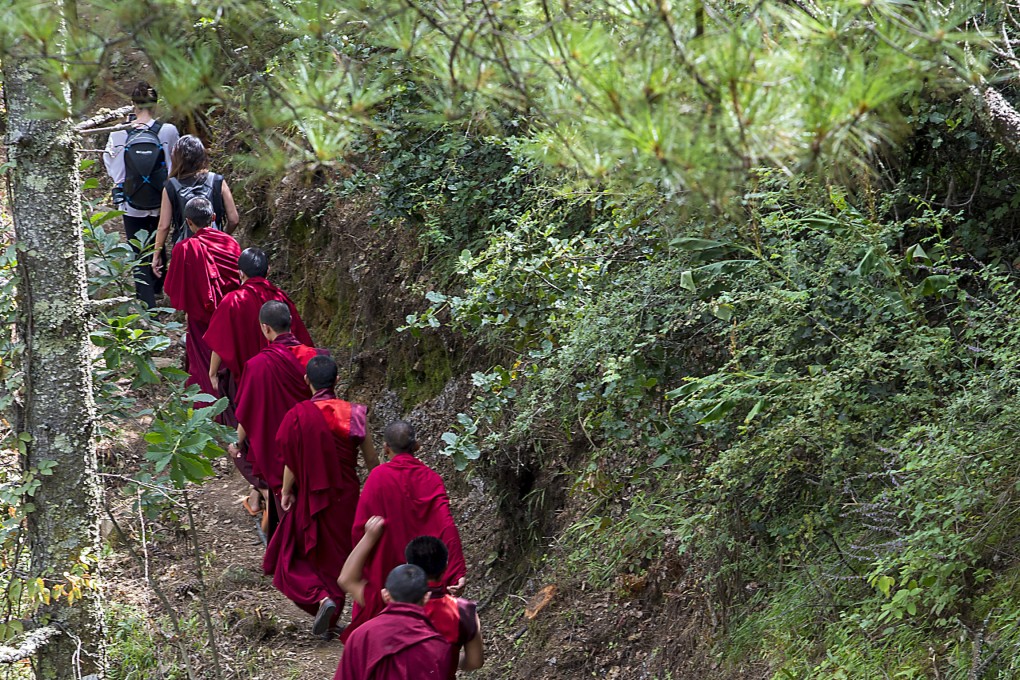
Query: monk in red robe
335 564 451 680
206 248 313 516
162 197 240 418
228 300 325 537
341 520 484 677
263 355 380 637
340 420 467 643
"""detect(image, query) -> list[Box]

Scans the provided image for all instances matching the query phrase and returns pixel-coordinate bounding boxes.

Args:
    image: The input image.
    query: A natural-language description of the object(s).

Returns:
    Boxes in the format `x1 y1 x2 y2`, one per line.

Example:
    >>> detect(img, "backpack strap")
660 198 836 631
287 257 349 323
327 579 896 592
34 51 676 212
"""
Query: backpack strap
166 177 183 230
211 174 225 229
150 121 167 168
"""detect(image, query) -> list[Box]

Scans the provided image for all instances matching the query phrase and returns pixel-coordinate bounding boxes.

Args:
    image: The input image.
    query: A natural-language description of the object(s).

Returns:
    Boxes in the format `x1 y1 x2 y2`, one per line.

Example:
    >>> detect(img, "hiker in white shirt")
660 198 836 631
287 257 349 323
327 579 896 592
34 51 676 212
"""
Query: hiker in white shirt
103 81 179 308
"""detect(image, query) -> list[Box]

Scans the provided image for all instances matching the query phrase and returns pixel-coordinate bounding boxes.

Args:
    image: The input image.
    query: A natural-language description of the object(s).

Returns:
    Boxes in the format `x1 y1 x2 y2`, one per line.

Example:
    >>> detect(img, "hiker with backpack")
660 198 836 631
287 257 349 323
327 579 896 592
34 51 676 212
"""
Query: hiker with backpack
150 135 239 278
103 81 180 309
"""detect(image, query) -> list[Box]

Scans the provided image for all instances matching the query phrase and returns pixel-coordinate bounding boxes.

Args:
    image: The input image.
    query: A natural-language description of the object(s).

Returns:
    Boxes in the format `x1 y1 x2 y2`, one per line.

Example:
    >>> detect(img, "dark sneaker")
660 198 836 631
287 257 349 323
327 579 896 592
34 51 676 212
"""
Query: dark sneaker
313 598 336 637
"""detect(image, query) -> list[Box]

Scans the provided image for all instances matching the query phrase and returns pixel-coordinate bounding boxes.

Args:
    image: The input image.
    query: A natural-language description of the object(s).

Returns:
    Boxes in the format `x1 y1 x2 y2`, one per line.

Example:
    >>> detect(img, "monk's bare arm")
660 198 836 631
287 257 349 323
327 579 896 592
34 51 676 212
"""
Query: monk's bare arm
339 516 385 607
221 180 240 234
360 430 380 471
208 352 222 392
461 614 484 672
151 189 173 276
280 465 296 512
226 424 246 466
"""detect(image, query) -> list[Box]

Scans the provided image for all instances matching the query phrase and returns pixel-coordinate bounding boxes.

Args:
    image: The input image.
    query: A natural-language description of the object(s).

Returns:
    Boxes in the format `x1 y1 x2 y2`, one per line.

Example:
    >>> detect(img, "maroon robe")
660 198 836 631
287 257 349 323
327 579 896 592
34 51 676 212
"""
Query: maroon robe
234 334 325 490
341 454 467 643
334 602 451 680
262 390 367 622
425 586 478 680
163 228 240 405
203 276 313 380
356 582 477 680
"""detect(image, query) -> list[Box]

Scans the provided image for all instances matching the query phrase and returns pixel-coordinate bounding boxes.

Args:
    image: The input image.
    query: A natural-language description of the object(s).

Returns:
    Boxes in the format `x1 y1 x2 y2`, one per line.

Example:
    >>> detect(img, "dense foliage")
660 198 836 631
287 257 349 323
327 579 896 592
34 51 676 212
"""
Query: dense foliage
8 0 1020 676
339 2 1020 676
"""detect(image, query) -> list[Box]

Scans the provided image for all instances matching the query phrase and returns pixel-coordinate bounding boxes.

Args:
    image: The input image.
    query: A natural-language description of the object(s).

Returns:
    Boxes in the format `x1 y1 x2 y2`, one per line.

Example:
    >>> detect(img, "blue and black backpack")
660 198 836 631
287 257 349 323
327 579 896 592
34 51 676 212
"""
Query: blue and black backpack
122 121 167 211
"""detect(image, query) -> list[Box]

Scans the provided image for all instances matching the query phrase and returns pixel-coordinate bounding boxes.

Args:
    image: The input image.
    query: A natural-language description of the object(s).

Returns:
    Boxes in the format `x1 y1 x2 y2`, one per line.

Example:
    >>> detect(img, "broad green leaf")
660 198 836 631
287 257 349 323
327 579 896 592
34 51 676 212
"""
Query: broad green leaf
680 270 696 292
916 275 952 296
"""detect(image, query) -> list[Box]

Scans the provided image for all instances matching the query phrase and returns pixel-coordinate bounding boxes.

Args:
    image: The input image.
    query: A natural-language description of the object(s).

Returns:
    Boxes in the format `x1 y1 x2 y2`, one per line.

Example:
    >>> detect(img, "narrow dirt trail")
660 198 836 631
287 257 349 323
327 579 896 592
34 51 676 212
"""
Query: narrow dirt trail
103 369 348 679
188 465 344 678
104 366 510 679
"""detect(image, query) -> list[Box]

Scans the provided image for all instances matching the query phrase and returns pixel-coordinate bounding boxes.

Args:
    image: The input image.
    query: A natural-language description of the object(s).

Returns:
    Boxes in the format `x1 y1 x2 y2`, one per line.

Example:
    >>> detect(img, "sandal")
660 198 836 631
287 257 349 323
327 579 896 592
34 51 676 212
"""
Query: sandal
242 497 262 517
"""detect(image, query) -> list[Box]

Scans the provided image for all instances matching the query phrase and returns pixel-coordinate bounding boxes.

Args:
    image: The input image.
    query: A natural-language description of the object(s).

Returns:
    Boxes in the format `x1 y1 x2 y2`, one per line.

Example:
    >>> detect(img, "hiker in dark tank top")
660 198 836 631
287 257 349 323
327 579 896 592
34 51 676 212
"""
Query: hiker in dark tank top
151 135 240 277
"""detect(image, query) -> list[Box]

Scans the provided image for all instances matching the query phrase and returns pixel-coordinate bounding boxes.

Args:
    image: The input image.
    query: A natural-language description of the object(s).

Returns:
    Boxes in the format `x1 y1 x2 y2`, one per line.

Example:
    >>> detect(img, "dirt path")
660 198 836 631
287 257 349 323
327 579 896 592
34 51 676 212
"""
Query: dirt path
188 462 344 678
101 343 347 679
104 415 345 679
103 367 510 680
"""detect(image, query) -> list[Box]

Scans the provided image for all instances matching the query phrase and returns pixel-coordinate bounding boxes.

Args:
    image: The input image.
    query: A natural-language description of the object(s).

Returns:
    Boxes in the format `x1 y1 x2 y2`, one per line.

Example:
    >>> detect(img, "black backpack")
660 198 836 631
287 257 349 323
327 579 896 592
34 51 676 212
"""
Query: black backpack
167 173 224 246
122 122 167 211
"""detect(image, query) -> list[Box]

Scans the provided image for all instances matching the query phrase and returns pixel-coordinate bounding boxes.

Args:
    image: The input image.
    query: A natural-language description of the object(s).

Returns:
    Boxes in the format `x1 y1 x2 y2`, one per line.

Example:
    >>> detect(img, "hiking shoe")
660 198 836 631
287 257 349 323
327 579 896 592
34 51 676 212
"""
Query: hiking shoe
313 598 337 637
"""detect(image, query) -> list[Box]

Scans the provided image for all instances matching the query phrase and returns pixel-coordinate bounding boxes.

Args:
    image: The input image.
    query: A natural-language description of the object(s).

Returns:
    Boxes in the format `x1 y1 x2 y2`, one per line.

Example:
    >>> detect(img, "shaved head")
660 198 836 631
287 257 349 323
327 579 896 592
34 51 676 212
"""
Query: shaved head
384 564 428 604
306 355 338 390
238 247 269 279
259 300 292 332
384 420 416 454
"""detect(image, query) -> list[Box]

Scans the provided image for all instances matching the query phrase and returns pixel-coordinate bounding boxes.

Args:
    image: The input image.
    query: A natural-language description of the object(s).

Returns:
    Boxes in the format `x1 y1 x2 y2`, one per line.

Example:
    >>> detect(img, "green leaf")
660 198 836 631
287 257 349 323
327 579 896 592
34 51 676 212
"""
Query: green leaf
198 397 229 419
673 237 727 252
744 398 765 424
904 243 930 265
692 260 757 279
915 275 952 296
698 400 735 424
90 209 125 226
175 454 213 484
425 290 448 304
680 270 696 292
712 303 733 321
853 246 886 277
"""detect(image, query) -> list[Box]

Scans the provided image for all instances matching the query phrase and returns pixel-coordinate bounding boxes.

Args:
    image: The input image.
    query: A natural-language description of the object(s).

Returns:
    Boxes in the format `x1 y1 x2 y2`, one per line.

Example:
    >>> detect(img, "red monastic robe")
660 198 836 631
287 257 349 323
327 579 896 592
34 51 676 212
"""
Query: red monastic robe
355 582 477 680
334 603 451 680
163 228 240 401
203 276 313 380
234 334 324 491
262 390 367 622
425 586 478 680
341 454 467 643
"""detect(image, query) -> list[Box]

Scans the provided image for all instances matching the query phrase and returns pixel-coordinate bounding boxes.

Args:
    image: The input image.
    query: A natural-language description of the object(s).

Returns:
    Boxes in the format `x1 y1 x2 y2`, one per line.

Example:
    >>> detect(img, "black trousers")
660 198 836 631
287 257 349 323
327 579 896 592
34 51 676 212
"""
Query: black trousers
122 214 165 309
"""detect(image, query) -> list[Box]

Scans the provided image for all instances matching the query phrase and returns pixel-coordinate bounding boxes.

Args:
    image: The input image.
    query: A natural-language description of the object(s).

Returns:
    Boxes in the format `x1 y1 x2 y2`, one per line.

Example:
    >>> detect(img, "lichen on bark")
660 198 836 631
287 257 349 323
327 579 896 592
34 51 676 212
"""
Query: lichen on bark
2 5 105 677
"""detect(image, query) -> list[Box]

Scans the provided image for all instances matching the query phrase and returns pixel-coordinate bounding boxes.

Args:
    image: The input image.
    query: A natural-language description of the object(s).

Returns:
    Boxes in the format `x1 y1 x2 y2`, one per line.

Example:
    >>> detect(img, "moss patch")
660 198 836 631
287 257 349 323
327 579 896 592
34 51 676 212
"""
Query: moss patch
388 332 455 410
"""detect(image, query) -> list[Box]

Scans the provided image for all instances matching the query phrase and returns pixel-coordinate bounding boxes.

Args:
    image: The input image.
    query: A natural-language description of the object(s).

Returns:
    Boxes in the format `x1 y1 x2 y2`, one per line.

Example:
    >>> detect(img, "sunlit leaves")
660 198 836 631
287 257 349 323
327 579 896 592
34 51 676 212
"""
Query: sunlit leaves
145 393 232 489
335 0 996 211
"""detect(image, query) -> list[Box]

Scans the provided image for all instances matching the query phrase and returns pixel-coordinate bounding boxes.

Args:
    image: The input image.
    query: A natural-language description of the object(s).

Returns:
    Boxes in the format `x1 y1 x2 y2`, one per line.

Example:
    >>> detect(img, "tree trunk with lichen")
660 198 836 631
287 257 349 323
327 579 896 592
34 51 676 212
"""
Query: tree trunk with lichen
2 11 104 679
969 84 1020 157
